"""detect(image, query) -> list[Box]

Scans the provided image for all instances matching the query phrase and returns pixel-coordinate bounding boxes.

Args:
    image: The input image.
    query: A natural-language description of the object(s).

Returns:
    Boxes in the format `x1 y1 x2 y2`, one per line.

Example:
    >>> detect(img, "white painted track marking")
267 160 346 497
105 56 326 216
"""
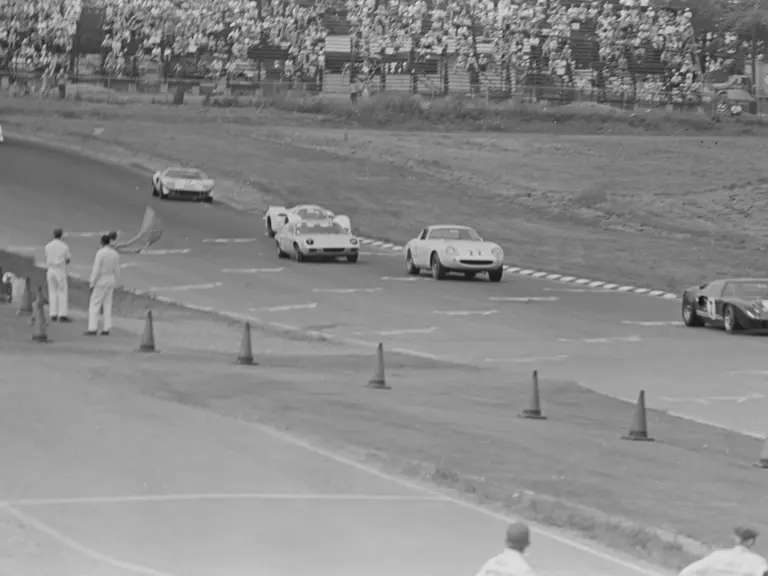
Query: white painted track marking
557 335 642 344
6 493 446 506
433 310 499 316
544 288 598 293
489 296 559 302
391 348 443 360
381 276 418 281
622 321 683 327
354 327 438 336
4 504 176 576
140 248 190 255
660 394 765 405
149 282 223 292
221 267 284 273
231 414 670 576
65 231 121 238
731 370 768 377
485 355 569 363
312 288 382 294
202 238 260 244
251 303 318 313
6 245 40 251
359 251 400 256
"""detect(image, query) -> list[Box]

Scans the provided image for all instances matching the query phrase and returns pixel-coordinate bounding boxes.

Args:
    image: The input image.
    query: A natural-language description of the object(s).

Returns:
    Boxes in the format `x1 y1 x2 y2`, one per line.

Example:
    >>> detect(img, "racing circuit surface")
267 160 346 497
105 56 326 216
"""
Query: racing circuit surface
3 138 768 437
8 135 768 574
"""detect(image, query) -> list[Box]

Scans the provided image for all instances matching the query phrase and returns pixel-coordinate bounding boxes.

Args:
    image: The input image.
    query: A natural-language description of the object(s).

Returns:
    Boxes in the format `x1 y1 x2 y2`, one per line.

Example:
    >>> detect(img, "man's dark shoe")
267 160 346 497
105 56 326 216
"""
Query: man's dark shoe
83 331 97 336
50 316 58 322
58 317 72 323
100 331 110 336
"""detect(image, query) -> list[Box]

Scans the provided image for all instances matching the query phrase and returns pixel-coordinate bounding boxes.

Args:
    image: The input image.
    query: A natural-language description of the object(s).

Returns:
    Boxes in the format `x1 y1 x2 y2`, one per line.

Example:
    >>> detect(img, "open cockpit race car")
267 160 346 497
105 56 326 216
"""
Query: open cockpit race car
275 219 360 263
682 278 768 333
264 204 351 237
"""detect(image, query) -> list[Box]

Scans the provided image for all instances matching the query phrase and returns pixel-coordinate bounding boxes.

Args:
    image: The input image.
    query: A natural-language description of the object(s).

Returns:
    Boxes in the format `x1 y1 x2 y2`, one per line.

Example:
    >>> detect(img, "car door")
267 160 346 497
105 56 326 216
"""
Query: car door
411 229 429 266
278 224 293 252
698 282 726 322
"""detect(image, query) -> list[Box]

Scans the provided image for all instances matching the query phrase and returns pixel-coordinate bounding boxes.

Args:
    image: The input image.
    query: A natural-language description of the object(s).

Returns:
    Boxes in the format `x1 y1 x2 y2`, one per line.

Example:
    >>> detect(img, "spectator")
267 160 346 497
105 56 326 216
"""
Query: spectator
473 522 537 576
679 527 768 576
44 227 72 323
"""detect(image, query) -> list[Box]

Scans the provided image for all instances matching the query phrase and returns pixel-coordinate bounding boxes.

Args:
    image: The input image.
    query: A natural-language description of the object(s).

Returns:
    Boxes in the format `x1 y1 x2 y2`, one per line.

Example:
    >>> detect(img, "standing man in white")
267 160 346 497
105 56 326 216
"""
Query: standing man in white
45 228 72 323
86 233 120 336
473 522 537 576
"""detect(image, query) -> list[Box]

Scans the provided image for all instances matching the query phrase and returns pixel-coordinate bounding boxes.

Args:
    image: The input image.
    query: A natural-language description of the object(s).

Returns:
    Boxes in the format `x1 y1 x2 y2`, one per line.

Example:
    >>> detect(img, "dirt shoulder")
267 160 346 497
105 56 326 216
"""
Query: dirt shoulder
3 97 767 293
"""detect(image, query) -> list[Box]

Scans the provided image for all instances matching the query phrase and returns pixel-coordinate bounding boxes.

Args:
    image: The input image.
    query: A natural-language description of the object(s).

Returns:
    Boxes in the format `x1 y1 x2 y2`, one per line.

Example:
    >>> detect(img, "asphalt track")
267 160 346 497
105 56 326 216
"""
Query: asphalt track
0 136 762 575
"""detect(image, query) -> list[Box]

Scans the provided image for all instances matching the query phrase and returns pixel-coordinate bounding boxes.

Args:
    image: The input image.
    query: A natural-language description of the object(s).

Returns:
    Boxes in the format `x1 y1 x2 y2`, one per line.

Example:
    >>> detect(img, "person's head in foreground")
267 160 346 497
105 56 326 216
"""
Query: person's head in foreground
108 230 118 244
735 526 759 549
100 234 111 247
53 228 63 239
505 522 531 553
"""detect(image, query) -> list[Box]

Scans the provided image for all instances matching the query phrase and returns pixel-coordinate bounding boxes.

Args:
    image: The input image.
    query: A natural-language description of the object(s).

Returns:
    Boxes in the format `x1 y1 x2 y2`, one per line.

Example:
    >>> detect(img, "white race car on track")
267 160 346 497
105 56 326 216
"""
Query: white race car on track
276 219 360 263
404 224 504 282
264 204 351 237
152 167 215 202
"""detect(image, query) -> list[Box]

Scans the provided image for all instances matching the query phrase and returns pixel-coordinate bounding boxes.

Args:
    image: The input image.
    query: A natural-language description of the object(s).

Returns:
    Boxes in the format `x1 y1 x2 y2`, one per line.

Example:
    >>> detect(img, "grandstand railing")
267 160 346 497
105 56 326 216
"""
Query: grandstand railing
0 70 703 109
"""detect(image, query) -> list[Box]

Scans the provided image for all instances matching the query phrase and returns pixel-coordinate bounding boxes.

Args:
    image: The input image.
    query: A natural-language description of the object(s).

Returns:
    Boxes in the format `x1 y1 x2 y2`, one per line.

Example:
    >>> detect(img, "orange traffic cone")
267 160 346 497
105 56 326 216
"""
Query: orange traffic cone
31 287 49 343
519 370 547 420
138 310 157 352
17 277 32 316
622 390 654 441
236 322 257 365
367 342 389 389
754 437 768 469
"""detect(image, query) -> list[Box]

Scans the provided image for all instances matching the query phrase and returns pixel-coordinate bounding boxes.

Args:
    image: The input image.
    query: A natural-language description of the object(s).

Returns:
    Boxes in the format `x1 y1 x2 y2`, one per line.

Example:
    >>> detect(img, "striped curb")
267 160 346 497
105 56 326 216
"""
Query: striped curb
357 237 680 300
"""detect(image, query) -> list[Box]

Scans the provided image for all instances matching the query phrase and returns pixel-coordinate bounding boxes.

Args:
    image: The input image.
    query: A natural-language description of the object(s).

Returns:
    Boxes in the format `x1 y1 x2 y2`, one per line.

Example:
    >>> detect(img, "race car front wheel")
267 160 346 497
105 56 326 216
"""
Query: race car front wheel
682 299 704 327
488 269 503 283
294 243 305 262
431 254 447 280
723 304 741 333
266 218 275 238
276 241 288 259
405 251 419 275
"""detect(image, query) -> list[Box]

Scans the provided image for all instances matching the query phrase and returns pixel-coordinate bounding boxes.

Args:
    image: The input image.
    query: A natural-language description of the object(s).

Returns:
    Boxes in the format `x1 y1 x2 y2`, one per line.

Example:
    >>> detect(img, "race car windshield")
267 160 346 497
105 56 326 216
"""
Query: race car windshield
296 223 345 235
166 170 204 179
429 228 481 241
298 210 330 219
729 282 768 298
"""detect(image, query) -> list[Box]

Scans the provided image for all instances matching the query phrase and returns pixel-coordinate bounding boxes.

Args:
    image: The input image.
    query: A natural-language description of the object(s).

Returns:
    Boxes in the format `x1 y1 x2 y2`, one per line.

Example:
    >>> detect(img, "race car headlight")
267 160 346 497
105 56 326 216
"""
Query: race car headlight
491 247 503 258
350 238 358 245
305 239 314 246
746 305 761 318
445 246 457 256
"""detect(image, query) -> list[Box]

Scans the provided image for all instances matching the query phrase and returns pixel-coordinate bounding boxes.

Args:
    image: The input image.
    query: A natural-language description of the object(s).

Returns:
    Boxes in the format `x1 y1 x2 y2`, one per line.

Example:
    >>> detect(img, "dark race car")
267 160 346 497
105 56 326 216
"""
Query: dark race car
681 278 768 334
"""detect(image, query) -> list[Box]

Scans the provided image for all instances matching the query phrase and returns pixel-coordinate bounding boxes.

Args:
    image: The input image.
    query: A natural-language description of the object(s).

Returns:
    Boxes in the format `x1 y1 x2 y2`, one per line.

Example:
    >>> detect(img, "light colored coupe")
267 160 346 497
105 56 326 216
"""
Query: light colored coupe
404 225 504 282
152 167 215 202
276 220 360 263
264 204 351 237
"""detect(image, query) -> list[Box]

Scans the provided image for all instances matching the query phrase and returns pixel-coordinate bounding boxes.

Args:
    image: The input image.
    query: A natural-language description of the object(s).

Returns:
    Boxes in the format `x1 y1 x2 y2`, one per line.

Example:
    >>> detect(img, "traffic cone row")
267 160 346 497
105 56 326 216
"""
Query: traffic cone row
18 295 768 469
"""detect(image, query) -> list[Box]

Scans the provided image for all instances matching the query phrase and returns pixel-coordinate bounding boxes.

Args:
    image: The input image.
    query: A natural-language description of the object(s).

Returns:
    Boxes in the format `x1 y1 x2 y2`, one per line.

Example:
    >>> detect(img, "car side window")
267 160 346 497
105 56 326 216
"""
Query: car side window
722 283 736 298
419 229 429 240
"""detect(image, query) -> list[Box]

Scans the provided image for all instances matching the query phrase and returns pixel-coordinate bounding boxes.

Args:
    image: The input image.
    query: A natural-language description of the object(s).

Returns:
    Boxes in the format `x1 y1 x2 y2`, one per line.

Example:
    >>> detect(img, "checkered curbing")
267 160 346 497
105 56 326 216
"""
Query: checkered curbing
356 237 680 301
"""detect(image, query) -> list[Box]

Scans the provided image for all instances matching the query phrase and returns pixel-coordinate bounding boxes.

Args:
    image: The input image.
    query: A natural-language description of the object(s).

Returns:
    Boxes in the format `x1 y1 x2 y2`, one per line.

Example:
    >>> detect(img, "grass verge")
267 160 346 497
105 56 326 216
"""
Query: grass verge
141 351 768 572
4 96 768 293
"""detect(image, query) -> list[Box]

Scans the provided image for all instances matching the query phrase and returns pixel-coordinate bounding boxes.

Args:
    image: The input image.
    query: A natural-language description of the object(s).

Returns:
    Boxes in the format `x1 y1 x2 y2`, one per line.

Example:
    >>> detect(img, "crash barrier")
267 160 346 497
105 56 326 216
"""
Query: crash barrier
7 285 768 469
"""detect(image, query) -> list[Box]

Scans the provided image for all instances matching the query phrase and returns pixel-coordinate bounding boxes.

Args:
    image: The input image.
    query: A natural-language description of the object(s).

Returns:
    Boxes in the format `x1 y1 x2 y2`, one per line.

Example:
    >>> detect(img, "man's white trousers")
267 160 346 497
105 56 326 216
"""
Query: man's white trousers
46 267 68 318
88 276 115 332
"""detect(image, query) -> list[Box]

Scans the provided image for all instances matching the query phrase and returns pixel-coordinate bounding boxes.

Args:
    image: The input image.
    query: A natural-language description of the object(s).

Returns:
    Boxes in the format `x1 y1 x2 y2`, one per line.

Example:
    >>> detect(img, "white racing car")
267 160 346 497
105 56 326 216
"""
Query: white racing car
404 224 504 282
152 167 215 202
276 219 360 262
264 204 351 237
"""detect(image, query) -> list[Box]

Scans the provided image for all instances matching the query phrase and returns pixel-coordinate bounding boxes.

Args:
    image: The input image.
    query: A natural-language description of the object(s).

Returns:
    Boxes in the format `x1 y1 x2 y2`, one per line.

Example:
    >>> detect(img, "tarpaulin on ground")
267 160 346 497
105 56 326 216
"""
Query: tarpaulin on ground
114 205 163 254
